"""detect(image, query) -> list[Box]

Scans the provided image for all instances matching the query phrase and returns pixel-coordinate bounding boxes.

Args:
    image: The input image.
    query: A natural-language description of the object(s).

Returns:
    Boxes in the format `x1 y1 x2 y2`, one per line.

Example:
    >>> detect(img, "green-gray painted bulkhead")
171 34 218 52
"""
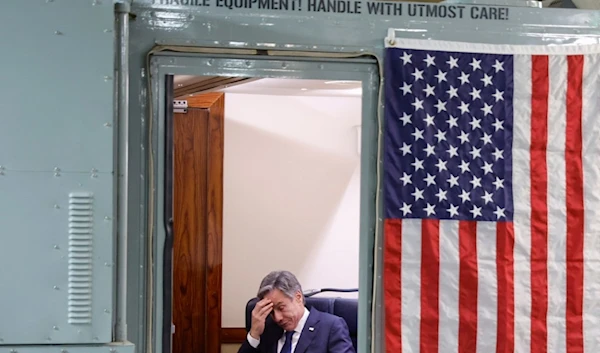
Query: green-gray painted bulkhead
1 1 600 353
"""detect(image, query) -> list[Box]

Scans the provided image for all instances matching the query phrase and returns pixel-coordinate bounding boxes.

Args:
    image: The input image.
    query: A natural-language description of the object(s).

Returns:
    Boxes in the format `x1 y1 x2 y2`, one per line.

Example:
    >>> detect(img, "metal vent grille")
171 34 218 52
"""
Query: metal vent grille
67 192 94 325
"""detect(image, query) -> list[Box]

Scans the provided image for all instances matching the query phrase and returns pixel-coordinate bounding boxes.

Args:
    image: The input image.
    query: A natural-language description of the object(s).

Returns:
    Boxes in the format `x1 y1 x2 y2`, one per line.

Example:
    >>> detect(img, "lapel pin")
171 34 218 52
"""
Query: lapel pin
309 327 314 331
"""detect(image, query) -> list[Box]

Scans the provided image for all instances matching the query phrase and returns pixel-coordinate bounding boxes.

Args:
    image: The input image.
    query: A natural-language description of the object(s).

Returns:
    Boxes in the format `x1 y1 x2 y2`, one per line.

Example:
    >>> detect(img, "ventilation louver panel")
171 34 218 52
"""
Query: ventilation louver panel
67 192 94 325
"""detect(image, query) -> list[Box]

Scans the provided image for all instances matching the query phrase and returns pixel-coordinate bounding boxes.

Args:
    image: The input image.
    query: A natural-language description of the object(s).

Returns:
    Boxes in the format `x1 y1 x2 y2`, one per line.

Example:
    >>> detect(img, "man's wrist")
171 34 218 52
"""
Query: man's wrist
249 329 260 340
247 332 260 348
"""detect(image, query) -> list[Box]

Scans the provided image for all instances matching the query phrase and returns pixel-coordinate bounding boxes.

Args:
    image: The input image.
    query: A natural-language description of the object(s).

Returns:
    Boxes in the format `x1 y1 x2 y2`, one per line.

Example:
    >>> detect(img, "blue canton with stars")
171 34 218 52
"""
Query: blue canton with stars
383 47 514 222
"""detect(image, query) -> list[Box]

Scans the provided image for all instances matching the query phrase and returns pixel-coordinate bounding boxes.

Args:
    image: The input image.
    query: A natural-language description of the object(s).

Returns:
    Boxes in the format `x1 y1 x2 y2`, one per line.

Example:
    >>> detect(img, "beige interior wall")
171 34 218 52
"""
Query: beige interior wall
222 343 242 353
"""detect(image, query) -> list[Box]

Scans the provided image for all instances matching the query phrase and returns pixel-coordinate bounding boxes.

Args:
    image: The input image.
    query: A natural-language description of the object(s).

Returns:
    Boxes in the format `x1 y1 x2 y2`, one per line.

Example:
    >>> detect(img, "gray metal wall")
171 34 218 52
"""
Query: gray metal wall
0 0 116 348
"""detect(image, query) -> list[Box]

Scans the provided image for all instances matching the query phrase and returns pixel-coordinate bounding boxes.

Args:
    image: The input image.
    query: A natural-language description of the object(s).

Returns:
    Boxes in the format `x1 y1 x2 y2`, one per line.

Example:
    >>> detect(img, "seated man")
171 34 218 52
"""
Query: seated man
238 270 355 353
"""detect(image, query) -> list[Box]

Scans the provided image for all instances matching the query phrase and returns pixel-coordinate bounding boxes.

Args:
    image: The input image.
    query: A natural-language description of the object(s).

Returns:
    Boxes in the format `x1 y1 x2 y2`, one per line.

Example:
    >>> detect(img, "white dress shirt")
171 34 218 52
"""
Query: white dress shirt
247 307 310 352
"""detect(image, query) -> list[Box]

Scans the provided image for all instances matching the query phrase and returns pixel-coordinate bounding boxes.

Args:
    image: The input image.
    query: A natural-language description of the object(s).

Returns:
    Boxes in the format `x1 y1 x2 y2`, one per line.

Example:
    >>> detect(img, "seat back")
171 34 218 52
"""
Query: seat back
245 296 358 351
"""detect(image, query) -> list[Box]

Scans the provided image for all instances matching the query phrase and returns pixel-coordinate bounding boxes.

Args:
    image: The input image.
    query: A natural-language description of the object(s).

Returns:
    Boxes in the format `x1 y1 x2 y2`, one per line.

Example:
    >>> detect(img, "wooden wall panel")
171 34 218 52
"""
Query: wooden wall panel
172 92 225 353
173 109 209 353
205 94 225 353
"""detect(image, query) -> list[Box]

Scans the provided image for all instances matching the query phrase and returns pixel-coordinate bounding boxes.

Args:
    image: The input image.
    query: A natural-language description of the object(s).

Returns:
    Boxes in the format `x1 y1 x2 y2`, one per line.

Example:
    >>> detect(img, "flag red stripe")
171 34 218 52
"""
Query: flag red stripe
565 55 584 353
384 219 402 353
420 220 440 353
459 221 478 353
530 54 549 353
496 222 515 353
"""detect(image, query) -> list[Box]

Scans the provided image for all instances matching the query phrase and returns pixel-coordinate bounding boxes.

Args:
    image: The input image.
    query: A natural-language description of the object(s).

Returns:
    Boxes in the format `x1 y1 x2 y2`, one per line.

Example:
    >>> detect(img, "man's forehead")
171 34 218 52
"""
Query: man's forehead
264 289 288 303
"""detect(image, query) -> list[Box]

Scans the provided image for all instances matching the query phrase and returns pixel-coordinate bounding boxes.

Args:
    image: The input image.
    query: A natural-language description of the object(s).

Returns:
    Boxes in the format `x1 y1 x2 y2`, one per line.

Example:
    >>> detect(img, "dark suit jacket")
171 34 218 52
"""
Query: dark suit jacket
238 307 355 353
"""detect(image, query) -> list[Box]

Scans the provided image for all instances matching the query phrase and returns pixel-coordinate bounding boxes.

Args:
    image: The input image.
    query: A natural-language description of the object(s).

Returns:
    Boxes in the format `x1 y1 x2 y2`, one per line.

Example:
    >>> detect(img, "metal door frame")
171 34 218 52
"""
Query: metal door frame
148 52 384 353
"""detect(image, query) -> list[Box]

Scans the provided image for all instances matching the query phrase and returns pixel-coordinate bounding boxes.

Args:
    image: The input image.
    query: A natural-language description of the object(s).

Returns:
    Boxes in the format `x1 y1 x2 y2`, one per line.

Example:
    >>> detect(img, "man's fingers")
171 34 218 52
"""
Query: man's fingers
256 303 273 318
254 299 271 310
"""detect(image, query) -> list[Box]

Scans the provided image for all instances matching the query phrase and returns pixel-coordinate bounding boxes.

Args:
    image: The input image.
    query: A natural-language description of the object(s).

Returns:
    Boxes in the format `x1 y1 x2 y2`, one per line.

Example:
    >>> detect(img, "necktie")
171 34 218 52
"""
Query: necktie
280 331 294 353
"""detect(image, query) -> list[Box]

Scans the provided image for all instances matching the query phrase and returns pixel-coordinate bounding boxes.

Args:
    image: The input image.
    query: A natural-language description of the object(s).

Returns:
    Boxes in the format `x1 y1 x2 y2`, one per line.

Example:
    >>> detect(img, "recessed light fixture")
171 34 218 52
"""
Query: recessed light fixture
301 88 308 91
324 80 357 85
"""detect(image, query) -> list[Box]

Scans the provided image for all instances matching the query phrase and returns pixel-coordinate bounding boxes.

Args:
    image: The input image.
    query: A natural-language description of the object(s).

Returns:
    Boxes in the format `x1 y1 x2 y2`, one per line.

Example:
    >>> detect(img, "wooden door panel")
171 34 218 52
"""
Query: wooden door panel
173 108 209 353
172 92 225 353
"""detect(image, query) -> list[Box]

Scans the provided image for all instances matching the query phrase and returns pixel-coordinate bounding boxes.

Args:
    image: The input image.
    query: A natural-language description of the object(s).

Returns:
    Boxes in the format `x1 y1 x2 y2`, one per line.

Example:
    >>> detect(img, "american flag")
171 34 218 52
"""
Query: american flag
383 39 600 353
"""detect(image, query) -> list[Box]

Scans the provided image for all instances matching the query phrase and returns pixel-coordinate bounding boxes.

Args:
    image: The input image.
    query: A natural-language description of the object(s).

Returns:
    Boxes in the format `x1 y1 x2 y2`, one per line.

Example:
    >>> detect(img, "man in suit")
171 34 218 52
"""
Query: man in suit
238 270 355 353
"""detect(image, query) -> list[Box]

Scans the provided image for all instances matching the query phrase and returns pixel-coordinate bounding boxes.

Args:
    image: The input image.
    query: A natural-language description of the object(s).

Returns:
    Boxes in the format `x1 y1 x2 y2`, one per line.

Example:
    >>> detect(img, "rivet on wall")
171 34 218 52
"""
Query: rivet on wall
54 204 60 209
53 245 59 249
104 122 112 127
92 0 102 5
104 76 113 82
53 285 59 290
54 31 63 36
53 326 59 330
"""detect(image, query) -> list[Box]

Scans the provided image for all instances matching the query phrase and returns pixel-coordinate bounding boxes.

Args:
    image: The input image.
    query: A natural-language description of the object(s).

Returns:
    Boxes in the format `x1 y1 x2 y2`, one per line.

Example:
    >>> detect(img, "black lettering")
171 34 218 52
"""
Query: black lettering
388 2 401 16
407 3 417 16
307 0 359 13
447 5 456 18
327 0 335 12
317 0 325 12
438 5 447 17
480 6 489 19
367 1 382 14
425 4 438 17
471 6 508 20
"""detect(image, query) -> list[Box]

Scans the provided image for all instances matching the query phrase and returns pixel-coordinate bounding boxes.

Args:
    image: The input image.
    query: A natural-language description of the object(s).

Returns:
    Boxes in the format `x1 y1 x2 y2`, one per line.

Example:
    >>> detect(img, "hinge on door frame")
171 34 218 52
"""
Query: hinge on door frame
173 100 188 113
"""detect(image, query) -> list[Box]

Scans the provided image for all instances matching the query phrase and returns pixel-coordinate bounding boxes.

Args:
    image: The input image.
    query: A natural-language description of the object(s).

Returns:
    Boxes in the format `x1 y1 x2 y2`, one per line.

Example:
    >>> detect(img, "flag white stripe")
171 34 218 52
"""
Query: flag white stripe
438 220 459 353
512 54 533 353
476 221 497 352
546 55 567 353
582 54 600 353
401 219 421 353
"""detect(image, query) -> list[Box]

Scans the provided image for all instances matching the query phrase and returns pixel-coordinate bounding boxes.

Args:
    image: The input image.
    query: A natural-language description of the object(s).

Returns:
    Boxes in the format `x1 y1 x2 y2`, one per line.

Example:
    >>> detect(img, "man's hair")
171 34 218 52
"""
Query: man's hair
257 270 304 304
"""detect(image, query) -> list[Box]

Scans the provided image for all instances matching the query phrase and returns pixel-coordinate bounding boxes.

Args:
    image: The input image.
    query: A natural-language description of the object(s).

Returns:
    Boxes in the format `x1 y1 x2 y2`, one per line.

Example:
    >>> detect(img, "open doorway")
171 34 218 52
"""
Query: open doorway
167 75 364 353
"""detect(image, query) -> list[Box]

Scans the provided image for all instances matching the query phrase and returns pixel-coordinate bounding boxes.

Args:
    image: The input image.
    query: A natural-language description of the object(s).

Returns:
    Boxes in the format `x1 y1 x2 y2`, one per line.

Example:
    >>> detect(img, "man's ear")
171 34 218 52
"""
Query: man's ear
295 290 303 303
